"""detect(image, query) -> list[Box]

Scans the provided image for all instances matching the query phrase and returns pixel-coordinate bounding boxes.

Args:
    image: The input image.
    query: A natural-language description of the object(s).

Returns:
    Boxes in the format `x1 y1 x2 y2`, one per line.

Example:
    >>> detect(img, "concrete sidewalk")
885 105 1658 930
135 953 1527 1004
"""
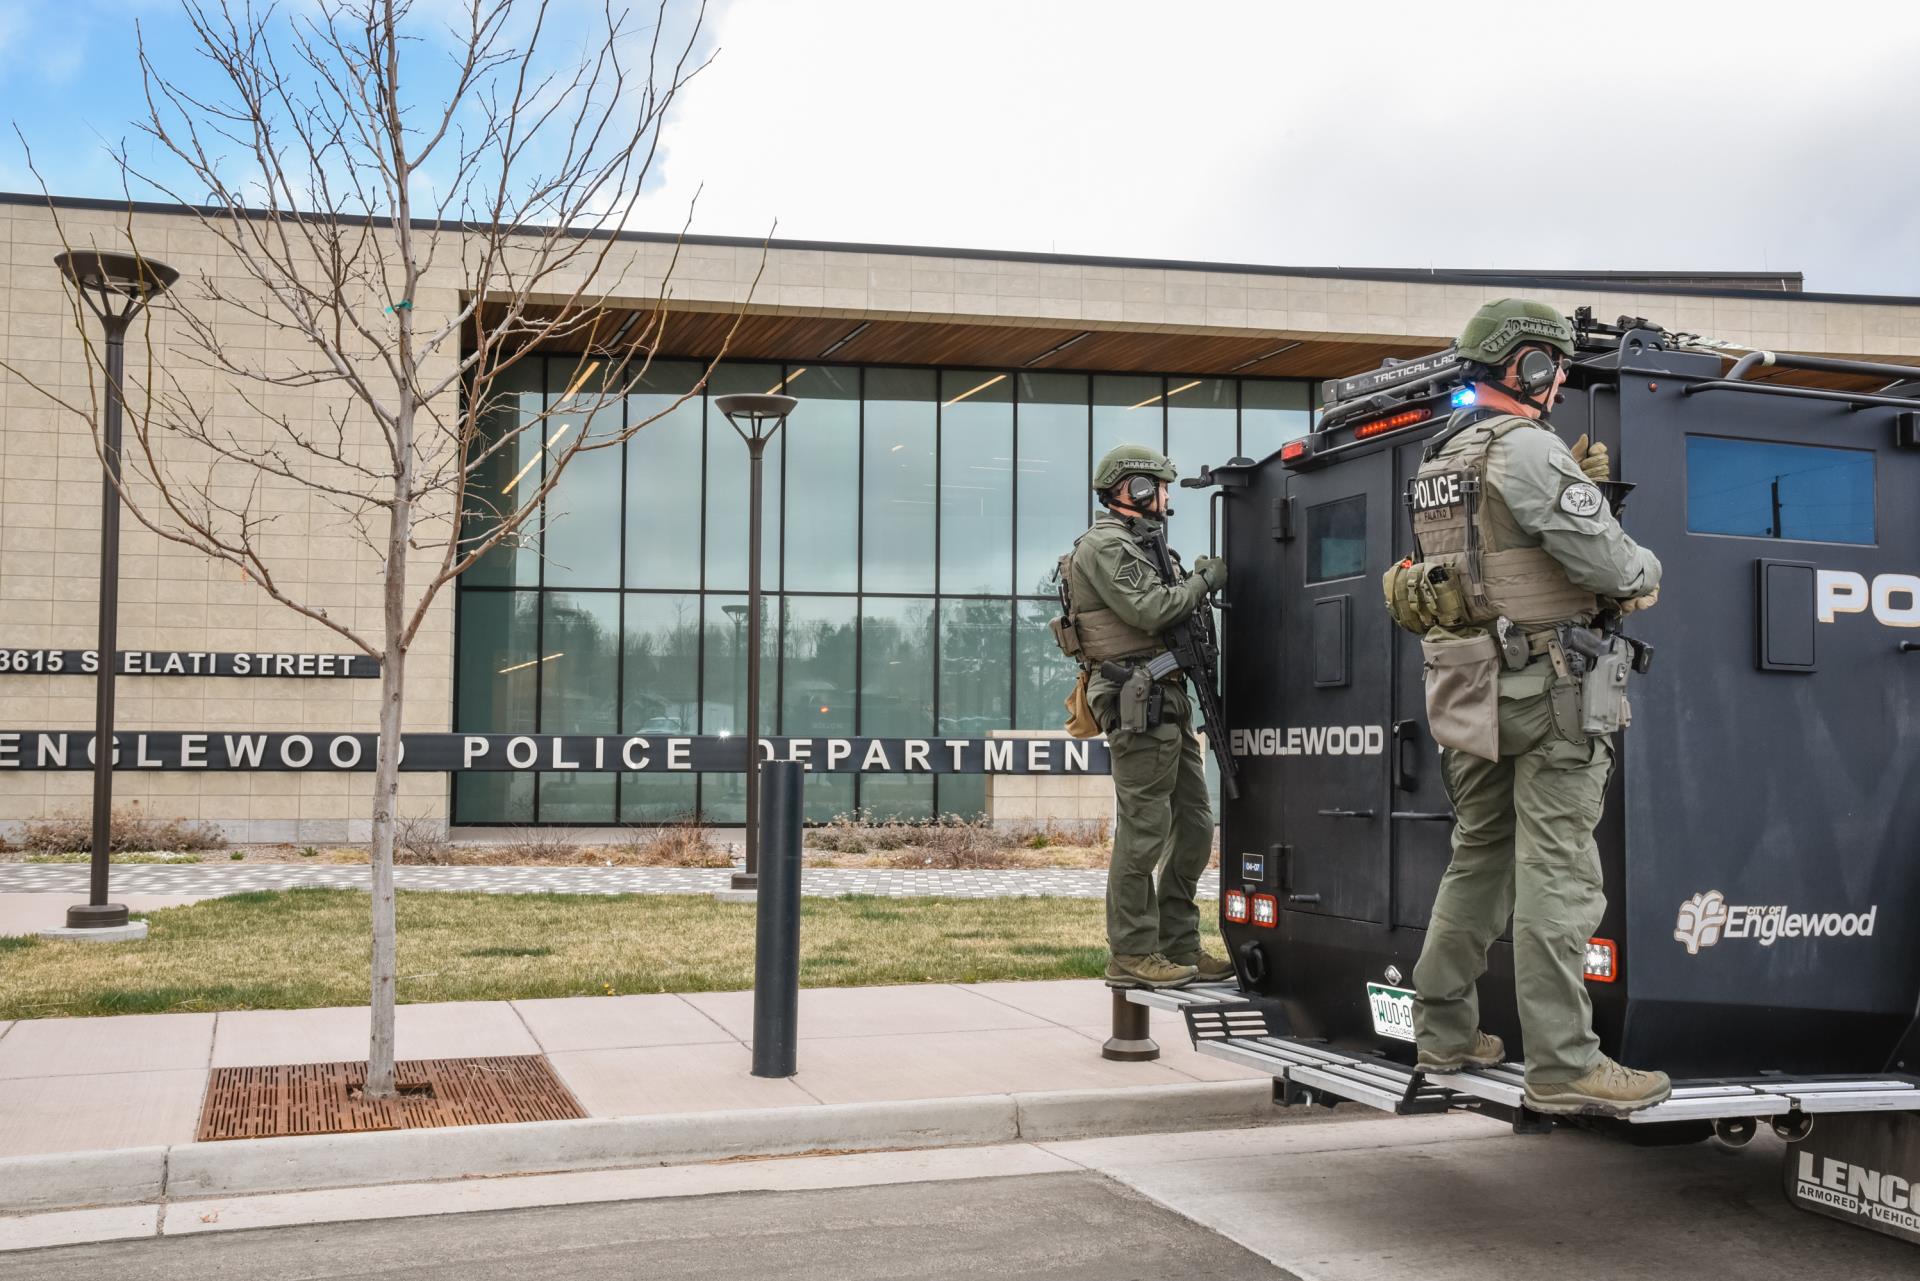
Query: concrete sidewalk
0 980 1272 1220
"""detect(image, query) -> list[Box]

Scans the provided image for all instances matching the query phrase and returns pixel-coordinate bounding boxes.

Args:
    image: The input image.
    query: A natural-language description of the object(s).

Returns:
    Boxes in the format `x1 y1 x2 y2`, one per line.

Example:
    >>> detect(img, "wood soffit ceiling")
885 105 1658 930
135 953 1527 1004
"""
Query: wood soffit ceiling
482 303 1910 391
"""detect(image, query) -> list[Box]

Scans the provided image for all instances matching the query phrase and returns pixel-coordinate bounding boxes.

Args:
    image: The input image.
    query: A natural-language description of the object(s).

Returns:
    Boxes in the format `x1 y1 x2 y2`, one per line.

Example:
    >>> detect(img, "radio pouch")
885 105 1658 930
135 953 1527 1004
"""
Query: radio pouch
1421 629 1501 762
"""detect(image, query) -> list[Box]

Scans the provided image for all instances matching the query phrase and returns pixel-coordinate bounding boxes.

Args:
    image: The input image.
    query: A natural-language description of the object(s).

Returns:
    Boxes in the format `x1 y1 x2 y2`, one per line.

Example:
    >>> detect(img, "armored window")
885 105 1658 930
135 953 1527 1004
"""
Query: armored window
1685 436 1875 546
1306 495 1369 583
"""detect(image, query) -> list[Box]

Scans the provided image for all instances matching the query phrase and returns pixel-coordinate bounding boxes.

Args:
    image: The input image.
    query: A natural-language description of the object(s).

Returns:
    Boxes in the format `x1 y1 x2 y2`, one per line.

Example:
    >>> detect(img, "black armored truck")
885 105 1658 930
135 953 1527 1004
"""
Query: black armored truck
1131 310 1920 1244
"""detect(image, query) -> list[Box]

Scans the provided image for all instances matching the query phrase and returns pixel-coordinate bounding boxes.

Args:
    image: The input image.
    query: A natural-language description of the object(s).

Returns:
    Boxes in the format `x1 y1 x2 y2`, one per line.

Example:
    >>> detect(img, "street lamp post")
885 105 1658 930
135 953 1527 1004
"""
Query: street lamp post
713 393 797 892
54 250 179 931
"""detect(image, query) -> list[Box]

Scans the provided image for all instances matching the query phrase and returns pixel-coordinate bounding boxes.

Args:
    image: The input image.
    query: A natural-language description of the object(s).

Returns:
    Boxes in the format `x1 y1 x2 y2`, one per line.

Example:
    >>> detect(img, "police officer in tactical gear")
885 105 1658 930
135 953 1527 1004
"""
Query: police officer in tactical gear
1058 444 1229 989
1388 298 1668 1116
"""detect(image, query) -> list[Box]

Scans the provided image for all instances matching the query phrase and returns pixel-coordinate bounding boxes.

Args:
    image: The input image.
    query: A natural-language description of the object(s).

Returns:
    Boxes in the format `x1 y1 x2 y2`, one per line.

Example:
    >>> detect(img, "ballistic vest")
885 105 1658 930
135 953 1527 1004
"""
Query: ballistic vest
1409 414 1599 628
1053 525 1170 665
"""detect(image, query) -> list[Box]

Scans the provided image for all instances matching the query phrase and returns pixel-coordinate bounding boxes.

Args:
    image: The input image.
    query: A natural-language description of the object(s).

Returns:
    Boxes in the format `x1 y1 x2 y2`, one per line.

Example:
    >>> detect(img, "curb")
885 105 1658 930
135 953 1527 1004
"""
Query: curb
0 1080 1277 1213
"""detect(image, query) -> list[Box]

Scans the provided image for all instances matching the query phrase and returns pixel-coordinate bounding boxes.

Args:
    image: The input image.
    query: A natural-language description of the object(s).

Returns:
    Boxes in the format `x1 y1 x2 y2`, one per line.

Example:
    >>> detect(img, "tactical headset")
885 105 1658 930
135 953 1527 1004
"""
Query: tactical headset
1107 472 1173 517
1466 344 1565 415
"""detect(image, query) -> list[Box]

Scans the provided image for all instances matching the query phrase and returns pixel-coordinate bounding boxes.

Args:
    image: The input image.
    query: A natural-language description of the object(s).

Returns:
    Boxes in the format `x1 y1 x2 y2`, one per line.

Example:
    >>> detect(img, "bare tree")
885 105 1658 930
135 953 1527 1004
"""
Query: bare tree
5 0 759 1096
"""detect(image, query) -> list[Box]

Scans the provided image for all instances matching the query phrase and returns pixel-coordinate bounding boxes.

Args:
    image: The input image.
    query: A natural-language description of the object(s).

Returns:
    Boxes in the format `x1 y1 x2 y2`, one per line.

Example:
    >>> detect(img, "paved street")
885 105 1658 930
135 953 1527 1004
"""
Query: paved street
8 1116 1917 1278
0 862 1184 901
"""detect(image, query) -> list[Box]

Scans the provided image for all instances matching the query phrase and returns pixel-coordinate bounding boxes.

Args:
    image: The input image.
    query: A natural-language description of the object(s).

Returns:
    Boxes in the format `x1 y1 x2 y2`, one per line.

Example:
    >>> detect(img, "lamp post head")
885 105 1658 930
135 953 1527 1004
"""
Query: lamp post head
55 250 179 330
713 392 798 445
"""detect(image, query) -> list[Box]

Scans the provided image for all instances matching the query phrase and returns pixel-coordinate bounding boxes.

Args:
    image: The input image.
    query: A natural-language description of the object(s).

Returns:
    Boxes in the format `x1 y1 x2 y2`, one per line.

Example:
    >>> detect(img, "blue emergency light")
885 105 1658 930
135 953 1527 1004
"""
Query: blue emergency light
1452 386 1478 408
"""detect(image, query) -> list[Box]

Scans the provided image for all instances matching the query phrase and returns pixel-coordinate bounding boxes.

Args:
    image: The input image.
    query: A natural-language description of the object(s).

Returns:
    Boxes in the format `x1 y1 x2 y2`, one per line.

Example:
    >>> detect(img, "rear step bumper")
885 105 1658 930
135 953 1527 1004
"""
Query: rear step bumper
1123 983 1920 1127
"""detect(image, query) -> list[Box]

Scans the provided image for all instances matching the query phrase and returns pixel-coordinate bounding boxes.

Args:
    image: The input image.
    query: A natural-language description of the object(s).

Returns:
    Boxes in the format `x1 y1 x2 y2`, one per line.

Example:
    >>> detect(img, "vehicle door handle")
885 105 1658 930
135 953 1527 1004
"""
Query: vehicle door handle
1391 719 1419 791
1391 811 1454 822
1316 808 1375 819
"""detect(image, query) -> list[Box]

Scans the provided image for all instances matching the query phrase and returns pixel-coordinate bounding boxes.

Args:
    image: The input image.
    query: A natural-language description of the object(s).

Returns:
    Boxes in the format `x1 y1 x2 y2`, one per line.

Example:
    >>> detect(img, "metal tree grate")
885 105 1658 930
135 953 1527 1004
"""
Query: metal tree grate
196 1055 585 1142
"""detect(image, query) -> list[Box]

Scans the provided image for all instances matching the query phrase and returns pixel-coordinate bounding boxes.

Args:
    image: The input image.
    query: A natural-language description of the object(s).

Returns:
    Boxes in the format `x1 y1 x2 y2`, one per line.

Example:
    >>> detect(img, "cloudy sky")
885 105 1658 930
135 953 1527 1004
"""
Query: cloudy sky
3 0 1916 295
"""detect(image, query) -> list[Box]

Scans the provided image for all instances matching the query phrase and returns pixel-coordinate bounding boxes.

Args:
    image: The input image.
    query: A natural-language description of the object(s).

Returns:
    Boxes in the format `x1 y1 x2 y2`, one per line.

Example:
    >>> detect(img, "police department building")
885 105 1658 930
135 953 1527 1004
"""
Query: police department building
5 192 1916 841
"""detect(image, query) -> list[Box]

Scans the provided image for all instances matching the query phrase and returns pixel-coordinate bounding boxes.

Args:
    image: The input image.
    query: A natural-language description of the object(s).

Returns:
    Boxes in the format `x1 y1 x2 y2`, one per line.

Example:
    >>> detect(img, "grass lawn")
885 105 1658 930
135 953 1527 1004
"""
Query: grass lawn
0 889 1224 1020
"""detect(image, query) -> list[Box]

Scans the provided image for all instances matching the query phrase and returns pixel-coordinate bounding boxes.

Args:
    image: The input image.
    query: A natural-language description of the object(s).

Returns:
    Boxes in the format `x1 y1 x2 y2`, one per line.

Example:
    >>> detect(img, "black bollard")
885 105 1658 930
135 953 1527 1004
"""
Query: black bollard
1102 987 1160 1061
751 760 804 1078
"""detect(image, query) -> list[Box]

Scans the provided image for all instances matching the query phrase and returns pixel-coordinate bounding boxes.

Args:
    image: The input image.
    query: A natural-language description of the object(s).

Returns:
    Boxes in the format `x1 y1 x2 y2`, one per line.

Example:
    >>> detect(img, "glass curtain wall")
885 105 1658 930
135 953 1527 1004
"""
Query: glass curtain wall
455 358 1310 824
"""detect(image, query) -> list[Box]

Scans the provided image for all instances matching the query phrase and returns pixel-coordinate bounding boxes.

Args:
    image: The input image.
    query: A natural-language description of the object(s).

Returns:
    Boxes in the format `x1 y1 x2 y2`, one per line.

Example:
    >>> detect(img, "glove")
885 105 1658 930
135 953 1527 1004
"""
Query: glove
1617 589 1659 615
1192 556 1227 591
1570 434 1611 483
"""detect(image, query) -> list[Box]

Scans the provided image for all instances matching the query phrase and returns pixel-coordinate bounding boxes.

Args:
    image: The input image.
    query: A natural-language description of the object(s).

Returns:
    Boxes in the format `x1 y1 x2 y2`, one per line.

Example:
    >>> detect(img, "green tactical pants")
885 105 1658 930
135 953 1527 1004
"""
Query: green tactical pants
1411 660 1614 1084
1099 683 1214 958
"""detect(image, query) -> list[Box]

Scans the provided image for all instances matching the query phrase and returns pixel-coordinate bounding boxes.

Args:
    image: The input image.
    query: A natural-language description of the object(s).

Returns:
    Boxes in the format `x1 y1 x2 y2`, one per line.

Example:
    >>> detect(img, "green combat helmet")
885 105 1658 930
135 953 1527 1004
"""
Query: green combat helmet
1092 443 1177 492
1455 297 1576 365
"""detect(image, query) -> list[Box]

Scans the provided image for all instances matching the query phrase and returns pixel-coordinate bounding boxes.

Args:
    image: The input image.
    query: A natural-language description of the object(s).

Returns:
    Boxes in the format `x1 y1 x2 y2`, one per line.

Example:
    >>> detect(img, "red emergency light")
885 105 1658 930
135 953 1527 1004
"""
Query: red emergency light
1353 407 1432 440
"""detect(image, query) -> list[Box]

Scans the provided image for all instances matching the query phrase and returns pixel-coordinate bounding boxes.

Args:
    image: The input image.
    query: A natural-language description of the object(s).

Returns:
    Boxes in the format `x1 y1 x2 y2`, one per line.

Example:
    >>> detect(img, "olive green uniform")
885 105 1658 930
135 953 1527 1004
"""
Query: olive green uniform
1067 512 1215 958
1410 416 1661 1084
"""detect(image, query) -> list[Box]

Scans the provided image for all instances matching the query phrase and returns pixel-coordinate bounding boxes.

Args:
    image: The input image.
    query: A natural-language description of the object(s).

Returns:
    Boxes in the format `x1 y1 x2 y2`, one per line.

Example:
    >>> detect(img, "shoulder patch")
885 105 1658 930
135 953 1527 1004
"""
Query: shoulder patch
1558 482 1604 518
1114 559 1146 590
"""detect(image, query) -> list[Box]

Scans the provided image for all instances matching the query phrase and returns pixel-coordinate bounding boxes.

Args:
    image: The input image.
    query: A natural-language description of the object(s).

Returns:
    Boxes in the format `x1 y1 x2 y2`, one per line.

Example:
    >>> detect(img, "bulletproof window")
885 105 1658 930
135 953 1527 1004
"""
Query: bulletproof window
1306 495 1369 583
1686 436 1875 545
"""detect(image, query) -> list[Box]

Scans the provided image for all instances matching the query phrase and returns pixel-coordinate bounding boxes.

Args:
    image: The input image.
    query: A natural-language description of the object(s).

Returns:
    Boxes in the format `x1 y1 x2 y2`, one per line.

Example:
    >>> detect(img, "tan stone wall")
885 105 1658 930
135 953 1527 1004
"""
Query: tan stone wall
984 730 1114 831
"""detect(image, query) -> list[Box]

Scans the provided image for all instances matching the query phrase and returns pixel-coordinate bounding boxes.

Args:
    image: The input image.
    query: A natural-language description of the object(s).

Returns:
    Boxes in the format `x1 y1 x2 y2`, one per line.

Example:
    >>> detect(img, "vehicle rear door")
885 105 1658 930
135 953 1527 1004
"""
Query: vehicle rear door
1275 448 1394 923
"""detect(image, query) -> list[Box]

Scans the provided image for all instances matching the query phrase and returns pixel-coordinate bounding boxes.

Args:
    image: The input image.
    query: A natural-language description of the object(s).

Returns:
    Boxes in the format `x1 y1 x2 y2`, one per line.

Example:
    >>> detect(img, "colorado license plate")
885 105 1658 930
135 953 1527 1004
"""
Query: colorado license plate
1366 983 1416 1042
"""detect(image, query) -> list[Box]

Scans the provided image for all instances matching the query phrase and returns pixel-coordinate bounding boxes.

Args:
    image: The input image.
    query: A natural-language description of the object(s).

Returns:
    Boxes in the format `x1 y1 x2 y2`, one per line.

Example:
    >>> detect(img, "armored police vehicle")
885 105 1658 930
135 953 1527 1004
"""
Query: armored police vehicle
1130 310 1920 1244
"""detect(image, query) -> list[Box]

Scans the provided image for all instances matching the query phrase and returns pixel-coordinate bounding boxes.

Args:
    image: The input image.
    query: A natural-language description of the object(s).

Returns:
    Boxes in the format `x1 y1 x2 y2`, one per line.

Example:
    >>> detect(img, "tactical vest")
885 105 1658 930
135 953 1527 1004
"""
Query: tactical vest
1049 533 1167 666
1407 414 1599 628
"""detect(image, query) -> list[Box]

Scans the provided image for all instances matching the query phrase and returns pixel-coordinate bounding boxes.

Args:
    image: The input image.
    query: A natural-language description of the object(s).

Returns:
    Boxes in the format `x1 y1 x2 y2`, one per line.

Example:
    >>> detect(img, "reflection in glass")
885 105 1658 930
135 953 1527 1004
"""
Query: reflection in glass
701 593 777 825
1167 377 1236 559
939 599 1012 821
940 370 1013 595
783 366 860 591
1685 436 1875 544
705 363 784 591
538 592 620 821
543 358 622 588
1241 379 1311 462
1016 600 1080 731
624 360 705 590
620 591 701 822
454 590 539 821
782 595 858 822
859 598 935 820
863 368 937 592
1015 372 1089 597
465 360 546 587
1306 496 1369 583
1093 375 1165 478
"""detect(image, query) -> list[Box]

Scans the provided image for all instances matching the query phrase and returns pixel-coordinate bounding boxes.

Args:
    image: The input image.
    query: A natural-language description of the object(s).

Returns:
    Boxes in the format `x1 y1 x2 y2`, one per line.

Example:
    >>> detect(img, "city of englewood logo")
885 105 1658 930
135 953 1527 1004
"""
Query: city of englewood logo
1674 890 1879 954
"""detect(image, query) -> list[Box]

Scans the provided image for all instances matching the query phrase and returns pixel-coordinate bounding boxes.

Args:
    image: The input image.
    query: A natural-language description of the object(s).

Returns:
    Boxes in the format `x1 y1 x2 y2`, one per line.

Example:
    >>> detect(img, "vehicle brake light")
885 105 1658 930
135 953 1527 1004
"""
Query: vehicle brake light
1353 408 1431 440
1251 893 1279 928
1280 439 1312 466
1584 938 1617 983
1224 889 1250 924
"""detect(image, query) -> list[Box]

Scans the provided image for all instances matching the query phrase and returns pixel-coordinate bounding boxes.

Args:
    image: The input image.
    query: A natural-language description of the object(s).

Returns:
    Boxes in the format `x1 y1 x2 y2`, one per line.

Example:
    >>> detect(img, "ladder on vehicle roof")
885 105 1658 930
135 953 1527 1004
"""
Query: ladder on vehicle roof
1124 983 1920 1130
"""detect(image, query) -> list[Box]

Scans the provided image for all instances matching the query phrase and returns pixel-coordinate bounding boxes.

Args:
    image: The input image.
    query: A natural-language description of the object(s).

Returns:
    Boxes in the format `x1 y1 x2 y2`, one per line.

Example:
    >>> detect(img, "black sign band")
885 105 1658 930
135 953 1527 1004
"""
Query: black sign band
0 651 378 678
0 731 1111 775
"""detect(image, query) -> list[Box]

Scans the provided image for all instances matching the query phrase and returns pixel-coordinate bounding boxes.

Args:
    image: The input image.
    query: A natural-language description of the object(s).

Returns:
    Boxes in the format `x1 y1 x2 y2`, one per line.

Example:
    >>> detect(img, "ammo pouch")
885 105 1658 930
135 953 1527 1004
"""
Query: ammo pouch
1063 668 1102 739
1420 630 1501 762
1049 613 1084 660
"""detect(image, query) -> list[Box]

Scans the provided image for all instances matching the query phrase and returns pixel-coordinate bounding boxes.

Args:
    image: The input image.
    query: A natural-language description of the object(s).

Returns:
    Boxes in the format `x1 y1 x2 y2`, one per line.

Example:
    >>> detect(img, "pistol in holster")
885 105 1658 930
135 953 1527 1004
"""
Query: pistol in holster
1101 654 1179 733
1552 623 1645 739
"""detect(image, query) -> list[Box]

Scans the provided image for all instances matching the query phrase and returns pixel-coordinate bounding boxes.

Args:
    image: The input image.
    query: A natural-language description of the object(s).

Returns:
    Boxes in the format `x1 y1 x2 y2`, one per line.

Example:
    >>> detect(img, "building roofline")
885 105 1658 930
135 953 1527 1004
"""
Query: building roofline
10 189 1910 308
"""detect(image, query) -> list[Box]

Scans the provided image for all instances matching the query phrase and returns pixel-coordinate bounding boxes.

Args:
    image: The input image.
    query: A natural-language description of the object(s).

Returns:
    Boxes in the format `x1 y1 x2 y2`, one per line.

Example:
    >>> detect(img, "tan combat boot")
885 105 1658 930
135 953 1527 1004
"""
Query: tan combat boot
1417 1029 1506 1074
1524 1056 1672 1117
1104 952 1198 989
1165 948 1235 983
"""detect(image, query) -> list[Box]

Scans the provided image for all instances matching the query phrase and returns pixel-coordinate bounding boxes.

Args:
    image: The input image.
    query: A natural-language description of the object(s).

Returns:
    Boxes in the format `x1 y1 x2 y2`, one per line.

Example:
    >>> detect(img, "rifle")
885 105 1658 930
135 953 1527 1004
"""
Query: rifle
1135 524 1242 800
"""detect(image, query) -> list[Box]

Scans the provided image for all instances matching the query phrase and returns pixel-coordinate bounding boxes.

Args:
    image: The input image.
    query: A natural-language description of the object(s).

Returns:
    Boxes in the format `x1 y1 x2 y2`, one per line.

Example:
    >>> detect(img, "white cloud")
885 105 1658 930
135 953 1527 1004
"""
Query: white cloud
630 0 1920 294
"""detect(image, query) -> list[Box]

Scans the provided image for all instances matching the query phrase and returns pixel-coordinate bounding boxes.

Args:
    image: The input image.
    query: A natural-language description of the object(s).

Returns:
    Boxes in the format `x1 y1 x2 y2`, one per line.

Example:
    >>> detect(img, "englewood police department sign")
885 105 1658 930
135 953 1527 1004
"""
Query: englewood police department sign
0 650 378 678
0 732 1110 775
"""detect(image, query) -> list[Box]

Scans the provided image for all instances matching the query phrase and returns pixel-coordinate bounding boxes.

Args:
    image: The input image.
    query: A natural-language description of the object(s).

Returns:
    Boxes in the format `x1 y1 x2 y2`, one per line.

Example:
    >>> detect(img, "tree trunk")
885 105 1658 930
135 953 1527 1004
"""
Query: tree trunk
365 496 411 1098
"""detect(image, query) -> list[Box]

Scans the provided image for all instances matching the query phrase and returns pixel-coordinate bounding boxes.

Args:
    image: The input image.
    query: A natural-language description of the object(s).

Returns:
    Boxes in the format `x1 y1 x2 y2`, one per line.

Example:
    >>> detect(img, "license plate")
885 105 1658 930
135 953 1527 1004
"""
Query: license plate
1366 983 1416 1043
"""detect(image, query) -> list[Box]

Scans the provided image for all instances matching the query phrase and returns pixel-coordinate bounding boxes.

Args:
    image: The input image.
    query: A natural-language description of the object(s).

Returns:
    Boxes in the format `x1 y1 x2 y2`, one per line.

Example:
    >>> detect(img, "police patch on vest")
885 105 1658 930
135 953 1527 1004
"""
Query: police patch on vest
1408 472 1468 514
1559 482 1604 517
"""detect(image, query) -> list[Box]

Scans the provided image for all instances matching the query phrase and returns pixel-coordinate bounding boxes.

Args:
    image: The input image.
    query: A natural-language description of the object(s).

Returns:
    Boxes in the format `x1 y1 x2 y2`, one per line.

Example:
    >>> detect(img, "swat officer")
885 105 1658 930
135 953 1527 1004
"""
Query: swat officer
1057 445 1229 989
1385 298 1667 1117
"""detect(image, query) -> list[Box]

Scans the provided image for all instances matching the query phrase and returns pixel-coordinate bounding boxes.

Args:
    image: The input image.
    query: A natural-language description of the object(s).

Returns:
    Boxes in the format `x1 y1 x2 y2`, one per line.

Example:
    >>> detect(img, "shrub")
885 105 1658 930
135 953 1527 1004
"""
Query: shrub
610 818 734 868
392 815 454 864
15 804 229 855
